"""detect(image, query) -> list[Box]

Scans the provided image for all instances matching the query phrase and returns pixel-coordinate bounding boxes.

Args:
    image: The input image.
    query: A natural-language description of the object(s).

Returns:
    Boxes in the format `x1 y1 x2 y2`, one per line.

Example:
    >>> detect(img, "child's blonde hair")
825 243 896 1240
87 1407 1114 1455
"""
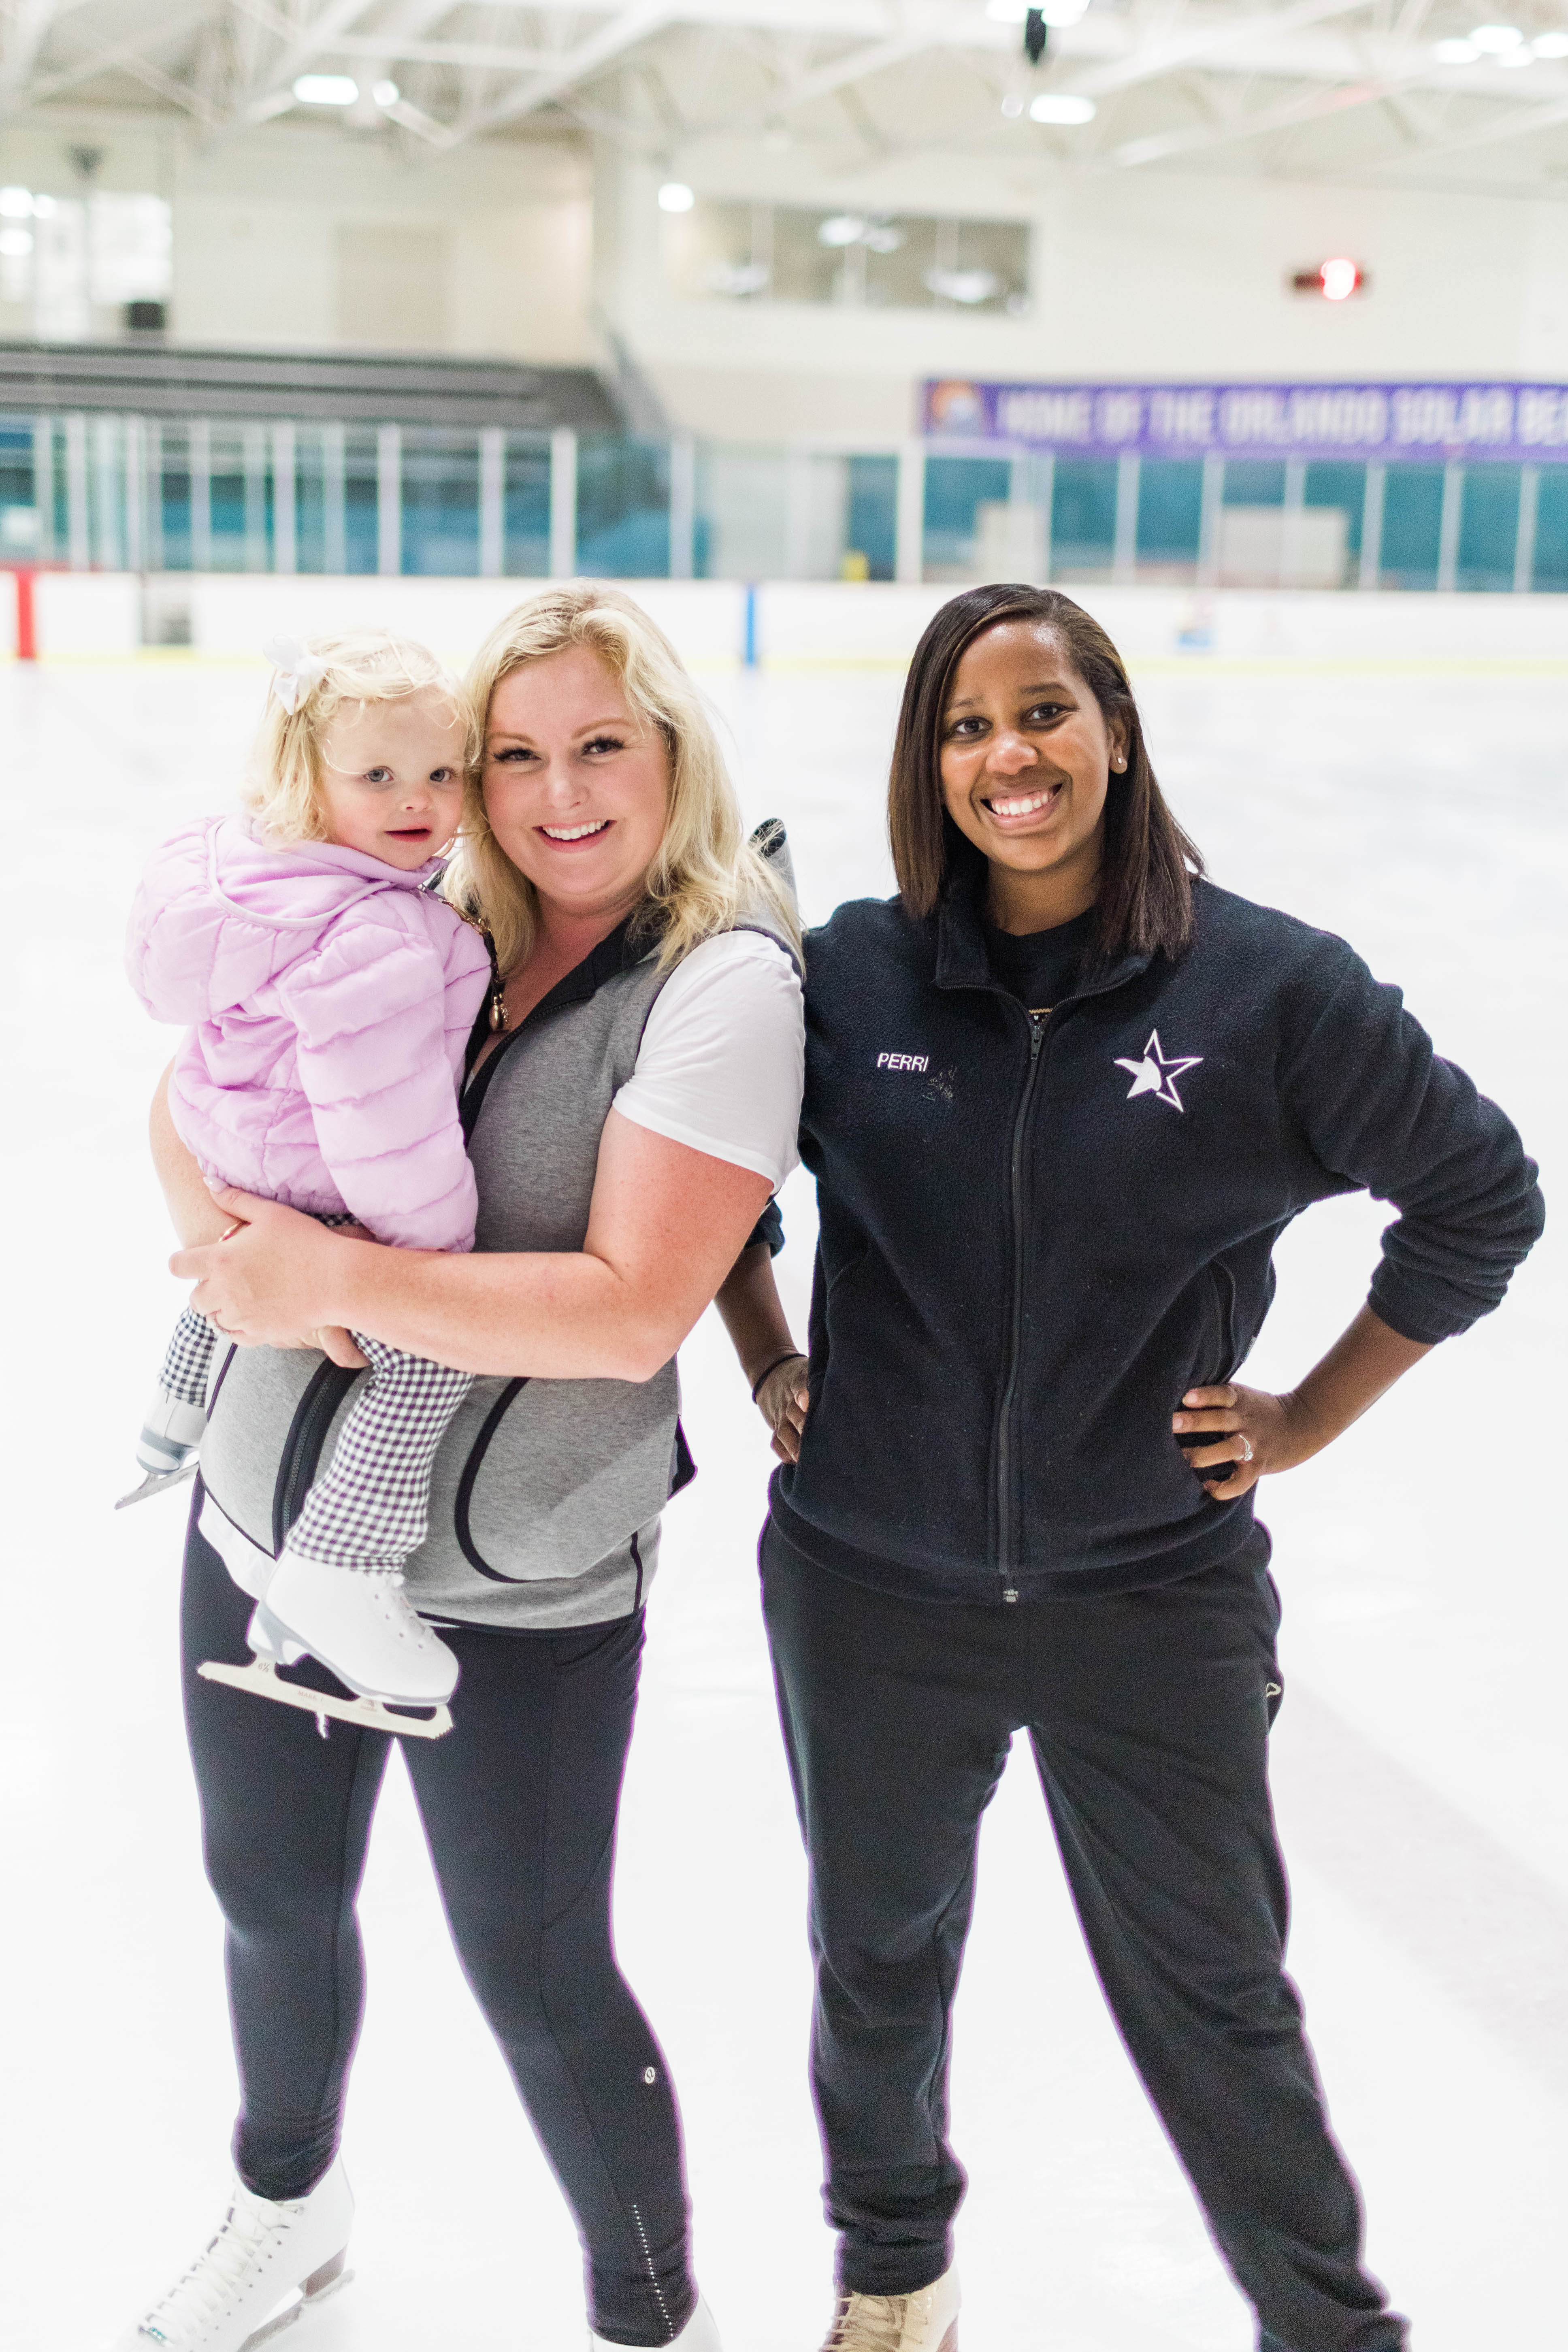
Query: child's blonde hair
245 626 477 845
444 585 801 977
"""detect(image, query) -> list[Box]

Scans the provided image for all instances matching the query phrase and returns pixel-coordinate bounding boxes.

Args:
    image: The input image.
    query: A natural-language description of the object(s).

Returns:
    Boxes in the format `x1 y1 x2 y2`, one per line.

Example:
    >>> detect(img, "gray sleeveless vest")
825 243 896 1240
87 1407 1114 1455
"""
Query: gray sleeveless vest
196 891 796 1631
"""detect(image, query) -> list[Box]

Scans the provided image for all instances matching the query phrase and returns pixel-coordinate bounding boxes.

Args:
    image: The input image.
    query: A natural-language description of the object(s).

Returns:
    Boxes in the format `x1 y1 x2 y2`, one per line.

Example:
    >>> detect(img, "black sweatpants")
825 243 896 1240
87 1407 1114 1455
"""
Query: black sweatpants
181 1500 695 2347
761 1513 1406 2352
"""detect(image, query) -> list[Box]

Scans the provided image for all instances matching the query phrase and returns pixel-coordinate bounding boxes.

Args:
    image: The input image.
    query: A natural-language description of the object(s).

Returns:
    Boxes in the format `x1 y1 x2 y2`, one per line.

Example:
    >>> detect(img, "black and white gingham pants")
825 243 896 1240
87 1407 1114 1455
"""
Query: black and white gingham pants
158 1304 220 1409
155 1306 471 1574
288 1332 471 1570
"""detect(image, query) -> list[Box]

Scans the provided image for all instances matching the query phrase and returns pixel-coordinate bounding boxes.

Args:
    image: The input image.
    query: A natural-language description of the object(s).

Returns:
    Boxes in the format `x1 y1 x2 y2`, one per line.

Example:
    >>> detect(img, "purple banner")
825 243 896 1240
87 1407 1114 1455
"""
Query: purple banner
923 379 1568 466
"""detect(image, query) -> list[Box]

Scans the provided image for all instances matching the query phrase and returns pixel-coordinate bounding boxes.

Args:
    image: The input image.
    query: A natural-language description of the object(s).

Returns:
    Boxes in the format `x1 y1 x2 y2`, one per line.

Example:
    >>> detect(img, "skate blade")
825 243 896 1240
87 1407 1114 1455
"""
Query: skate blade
197 1657 452 1739
115 1461 198 1510
242 2256 355 2349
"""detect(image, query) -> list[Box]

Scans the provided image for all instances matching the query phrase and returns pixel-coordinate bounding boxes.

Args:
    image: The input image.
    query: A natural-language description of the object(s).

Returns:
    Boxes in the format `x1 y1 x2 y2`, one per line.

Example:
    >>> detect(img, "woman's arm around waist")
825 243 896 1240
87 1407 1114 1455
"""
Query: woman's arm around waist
151 1063 233 1247
174 1111 771 1381
173 920 802 1378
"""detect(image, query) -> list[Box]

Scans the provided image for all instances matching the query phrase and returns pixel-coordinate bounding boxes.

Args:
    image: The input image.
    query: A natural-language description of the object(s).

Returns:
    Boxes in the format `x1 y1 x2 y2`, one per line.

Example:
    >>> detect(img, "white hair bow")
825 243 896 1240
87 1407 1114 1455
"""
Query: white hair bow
263 635 327 714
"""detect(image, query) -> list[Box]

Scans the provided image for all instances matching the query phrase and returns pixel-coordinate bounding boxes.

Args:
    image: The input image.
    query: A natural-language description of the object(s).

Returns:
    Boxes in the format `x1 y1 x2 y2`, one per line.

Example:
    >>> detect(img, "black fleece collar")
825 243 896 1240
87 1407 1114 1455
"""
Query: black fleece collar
934 849 1152 1007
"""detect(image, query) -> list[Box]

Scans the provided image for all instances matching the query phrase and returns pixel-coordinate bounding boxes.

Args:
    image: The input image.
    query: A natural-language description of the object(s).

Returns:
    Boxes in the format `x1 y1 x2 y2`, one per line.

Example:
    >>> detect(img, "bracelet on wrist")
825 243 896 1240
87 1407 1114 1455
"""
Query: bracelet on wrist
751 1350 805 1403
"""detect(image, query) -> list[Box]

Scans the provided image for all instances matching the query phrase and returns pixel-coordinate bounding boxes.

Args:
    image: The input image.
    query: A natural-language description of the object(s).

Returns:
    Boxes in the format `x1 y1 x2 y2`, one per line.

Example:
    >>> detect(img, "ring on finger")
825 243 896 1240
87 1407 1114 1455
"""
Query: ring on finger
1237 1435 1255 1463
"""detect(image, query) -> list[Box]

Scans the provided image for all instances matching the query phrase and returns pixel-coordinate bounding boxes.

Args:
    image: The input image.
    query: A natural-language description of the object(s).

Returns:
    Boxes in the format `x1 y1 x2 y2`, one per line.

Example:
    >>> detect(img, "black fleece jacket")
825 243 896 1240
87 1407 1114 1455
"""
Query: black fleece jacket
771 866 1544 1605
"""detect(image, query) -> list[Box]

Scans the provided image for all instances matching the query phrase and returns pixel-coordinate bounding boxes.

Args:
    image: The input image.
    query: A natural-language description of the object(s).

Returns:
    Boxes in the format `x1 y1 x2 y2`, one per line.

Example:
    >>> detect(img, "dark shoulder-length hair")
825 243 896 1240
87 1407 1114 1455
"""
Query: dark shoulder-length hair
888 583 1204 962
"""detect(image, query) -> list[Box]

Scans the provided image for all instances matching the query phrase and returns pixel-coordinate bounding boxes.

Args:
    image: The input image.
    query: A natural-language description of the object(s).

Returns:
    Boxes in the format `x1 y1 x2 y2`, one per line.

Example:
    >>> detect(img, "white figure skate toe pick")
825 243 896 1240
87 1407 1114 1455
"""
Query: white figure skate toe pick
115 2156 353 2352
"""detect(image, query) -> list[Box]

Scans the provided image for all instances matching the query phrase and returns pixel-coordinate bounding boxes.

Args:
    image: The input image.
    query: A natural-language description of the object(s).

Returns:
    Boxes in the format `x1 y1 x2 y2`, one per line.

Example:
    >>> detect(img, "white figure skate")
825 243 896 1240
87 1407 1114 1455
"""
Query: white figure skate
115 2156 354 2352
820 2267 960 2352
198 1548 458 1739
117 1393 207 1509
592 2294 724 2352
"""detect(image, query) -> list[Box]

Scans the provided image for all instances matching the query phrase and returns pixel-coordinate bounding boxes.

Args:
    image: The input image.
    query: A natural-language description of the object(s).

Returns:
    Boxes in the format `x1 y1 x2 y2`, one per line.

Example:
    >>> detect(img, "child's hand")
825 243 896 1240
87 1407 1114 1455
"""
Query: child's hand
754 1354 810 1463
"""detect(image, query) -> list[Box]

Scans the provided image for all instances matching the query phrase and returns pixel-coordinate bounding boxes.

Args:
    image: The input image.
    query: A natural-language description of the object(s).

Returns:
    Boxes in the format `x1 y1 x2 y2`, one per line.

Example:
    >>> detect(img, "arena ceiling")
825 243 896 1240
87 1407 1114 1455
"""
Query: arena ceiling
4 0 1568 195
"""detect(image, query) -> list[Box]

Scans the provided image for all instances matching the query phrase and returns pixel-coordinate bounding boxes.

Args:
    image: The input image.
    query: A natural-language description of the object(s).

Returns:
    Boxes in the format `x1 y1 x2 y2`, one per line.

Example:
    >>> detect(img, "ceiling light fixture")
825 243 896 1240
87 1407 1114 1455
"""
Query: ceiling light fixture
293 73 358 104
372 80 400 106
657 181 695 212
707 260 771 296
925 267 1002 304
816 215 904 252
1532 28 1568 50
1030 92 1096 121
1467 23 1525 48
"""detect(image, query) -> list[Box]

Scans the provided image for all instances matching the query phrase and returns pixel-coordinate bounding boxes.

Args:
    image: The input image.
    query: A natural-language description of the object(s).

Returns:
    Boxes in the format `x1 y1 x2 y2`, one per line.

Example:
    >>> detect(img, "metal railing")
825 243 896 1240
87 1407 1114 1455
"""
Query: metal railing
4 414 1566 592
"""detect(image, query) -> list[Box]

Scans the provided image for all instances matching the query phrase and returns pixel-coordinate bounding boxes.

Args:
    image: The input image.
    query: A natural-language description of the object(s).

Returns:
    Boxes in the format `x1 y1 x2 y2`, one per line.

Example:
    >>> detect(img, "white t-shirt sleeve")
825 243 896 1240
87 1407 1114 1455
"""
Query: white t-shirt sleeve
611 929 803 1191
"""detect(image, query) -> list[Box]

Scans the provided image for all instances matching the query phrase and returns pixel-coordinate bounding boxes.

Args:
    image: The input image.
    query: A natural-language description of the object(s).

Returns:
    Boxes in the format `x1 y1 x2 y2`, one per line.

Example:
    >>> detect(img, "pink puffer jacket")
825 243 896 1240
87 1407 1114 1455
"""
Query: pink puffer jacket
127 817 492 1253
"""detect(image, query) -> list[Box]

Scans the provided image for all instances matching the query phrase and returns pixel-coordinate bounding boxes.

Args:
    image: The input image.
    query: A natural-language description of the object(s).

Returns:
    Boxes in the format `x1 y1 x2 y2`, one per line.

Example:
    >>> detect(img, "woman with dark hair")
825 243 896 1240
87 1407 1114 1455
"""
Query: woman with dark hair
719 584 1543 2352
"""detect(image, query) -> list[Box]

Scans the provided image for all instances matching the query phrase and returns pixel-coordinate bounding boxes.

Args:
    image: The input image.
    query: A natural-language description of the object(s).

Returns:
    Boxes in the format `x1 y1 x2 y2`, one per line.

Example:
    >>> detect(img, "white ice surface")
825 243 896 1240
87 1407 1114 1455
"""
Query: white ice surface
2 653 1563 2352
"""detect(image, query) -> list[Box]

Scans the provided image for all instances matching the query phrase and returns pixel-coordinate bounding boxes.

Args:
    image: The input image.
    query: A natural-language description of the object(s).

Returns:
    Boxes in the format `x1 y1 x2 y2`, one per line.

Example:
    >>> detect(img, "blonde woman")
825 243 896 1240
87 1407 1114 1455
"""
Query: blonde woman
119 588 803 2352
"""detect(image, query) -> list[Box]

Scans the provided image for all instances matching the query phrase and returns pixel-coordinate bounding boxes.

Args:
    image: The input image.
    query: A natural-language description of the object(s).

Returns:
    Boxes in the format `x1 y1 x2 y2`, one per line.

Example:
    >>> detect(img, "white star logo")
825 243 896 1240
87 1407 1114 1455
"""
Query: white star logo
1114 1029 1203 1112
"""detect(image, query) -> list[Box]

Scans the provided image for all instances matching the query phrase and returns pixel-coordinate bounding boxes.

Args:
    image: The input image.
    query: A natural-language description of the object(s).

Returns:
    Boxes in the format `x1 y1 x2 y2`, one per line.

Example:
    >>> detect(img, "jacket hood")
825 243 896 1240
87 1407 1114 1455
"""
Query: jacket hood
127 815 450 1025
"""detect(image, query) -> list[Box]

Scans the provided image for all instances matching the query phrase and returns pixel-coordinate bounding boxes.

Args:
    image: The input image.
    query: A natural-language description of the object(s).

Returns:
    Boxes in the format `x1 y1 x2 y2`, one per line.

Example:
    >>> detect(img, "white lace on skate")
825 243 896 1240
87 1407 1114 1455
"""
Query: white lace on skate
365 1574 446 1651
257 1553 460 1706
339 1574 460 1680
132 2191 300 2346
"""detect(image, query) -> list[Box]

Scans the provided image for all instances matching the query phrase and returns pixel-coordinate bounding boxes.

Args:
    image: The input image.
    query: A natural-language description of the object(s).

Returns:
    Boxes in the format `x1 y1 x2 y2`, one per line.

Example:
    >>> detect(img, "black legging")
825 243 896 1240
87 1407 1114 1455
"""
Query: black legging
180 1498 695 2347
761 1513 1405 2352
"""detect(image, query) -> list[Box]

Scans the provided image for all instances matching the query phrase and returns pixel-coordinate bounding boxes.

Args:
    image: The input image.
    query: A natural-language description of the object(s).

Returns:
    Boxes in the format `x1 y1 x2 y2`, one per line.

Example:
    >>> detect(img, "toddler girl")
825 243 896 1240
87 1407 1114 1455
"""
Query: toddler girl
124 629 493 1731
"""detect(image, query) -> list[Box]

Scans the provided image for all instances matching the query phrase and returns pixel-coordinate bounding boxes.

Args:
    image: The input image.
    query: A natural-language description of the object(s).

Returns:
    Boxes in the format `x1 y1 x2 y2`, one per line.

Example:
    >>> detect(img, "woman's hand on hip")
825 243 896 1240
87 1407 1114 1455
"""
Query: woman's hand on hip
754 1353 810 1463
1174 1307 1433 1502
170 1188 370 1363
1172 1382 1323 1500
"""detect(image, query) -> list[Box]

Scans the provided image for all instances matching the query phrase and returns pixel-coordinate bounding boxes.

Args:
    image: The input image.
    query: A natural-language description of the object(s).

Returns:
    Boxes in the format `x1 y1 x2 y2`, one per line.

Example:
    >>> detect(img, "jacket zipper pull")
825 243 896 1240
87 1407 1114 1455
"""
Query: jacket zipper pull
1028 1011 1048 1059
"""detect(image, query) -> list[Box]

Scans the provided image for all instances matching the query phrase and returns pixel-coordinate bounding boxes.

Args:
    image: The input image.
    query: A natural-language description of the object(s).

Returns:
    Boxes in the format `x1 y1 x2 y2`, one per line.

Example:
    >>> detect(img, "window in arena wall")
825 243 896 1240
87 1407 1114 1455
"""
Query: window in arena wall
661 200 1029 315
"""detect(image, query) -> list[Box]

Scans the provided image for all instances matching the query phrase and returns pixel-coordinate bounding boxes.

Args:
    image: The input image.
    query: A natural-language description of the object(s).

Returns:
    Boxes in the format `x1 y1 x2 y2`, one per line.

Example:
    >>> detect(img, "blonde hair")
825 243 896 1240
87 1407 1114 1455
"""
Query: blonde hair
244 626 476 844
444 584 801 977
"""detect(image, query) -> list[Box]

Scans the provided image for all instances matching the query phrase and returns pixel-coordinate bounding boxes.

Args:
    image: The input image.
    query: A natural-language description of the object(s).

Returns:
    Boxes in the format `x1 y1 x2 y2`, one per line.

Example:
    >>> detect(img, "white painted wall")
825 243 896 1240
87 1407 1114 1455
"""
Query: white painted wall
598 136 1568 437
6 104 1568 439
0 110 594 363
171 126 593 360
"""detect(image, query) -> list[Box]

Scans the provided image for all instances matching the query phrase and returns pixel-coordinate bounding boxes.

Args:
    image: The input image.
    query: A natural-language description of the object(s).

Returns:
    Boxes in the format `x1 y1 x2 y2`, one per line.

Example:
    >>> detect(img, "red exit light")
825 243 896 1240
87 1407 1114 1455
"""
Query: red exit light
1291 258 1367 300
